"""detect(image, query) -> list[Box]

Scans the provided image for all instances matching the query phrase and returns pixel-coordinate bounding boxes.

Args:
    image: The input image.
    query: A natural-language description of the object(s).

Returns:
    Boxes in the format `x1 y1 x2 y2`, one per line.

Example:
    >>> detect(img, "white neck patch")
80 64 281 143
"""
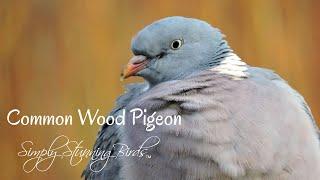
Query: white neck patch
210 52 249 80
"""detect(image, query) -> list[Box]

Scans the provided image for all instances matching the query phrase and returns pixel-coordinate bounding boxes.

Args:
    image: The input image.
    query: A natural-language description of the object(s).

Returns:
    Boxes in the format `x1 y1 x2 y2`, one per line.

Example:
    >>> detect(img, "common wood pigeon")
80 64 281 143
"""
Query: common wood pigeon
83 16 320 180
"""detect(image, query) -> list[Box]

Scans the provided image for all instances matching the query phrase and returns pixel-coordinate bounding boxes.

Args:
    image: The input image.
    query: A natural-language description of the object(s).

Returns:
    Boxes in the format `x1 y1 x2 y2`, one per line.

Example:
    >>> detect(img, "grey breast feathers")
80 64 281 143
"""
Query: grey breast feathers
82 83 148 180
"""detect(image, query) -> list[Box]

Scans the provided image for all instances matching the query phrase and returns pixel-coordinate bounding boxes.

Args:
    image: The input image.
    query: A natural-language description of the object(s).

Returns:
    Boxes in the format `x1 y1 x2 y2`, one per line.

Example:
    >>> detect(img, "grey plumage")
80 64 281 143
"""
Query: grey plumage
82 83 147 179
83 16 320 179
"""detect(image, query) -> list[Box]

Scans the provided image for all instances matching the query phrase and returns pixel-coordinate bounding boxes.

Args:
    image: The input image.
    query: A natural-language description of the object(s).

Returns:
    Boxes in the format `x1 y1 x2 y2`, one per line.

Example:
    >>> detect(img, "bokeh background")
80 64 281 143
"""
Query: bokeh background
1 0 320 179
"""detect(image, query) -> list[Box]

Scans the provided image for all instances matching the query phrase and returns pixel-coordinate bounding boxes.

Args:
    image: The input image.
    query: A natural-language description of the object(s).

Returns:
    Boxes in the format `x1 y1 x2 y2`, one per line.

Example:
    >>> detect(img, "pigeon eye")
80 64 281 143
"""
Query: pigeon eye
170 39 183 50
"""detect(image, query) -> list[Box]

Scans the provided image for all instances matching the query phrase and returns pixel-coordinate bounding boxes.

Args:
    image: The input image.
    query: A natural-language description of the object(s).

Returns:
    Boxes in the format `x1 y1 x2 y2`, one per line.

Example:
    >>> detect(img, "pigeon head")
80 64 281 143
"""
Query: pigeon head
122 16 232 86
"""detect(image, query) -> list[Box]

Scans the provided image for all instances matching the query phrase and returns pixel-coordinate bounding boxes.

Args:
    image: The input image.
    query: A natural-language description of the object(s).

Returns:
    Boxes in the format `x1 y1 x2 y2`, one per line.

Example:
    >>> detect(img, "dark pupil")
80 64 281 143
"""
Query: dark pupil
172 41 180 49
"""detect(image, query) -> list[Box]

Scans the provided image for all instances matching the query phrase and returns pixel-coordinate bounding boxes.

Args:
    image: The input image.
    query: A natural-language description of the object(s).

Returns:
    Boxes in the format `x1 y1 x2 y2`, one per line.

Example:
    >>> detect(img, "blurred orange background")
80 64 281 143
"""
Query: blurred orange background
1 0 319 179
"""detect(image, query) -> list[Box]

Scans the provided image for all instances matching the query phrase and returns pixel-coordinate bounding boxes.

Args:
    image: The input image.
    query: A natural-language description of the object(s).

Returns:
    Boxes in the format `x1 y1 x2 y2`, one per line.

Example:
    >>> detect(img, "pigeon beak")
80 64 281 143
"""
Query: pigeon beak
121 55 148 80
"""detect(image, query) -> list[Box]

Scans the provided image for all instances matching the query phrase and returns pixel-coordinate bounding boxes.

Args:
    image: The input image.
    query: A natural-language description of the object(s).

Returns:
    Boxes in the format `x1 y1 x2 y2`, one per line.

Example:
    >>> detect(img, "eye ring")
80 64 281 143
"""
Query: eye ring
170 39 183 50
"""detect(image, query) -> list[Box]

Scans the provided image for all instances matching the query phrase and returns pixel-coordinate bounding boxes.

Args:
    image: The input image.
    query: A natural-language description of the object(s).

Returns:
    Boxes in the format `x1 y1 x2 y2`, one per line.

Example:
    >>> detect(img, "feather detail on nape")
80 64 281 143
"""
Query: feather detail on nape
211 53 249 80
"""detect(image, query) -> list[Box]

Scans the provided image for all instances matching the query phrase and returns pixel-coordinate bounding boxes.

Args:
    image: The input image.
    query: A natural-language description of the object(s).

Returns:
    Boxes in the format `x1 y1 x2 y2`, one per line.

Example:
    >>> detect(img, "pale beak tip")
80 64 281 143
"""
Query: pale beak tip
121 55 147 80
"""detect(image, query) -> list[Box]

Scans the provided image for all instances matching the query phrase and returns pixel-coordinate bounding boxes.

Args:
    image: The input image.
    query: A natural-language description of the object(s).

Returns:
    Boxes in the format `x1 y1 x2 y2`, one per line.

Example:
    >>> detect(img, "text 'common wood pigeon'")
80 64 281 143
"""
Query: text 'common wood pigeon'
83 16 320 180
